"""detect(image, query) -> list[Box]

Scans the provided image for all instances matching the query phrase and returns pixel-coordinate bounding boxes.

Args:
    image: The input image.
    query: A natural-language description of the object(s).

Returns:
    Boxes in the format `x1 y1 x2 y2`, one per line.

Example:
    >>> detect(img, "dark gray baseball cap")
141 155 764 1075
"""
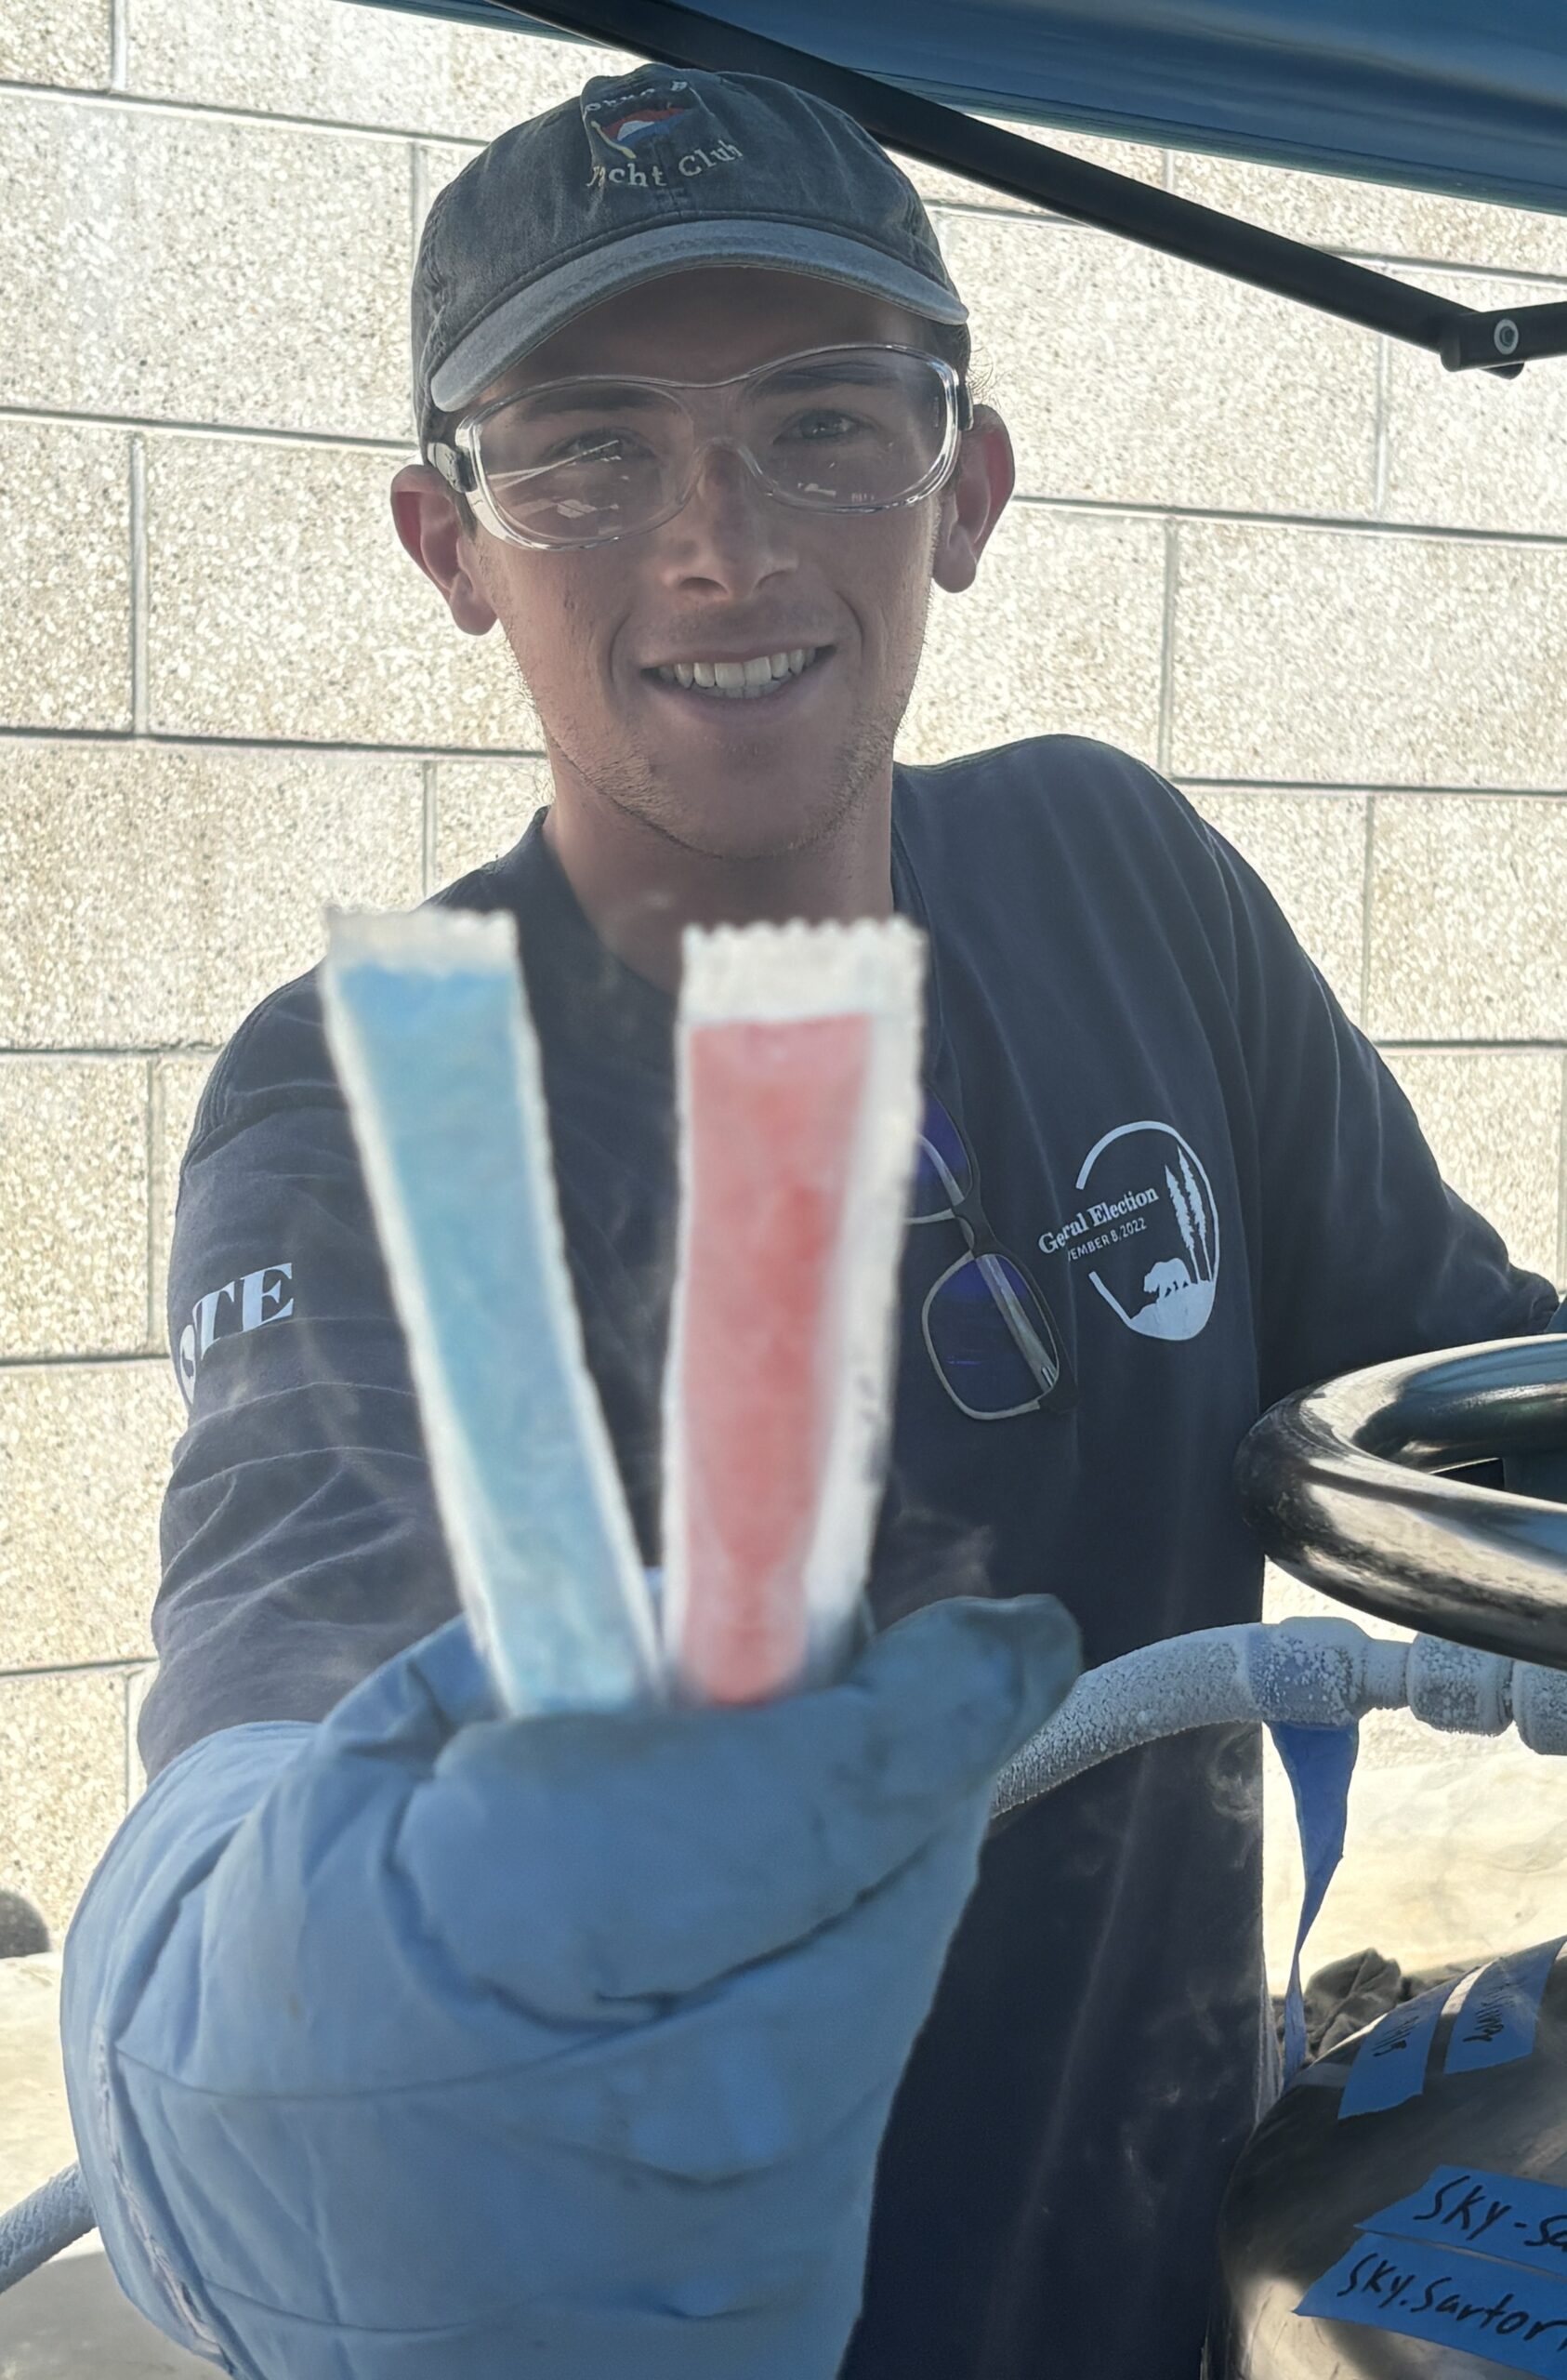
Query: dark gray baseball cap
412 64 967 456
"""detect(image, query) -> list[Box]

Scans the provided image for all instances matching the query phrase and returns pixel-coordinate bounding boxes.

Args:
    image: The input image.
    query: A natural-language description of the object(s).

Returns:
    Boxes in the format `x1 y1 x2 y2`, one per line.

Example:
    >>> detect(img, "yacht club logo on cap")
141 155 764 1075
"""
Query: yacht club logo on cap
586 76 694 159
584 73 744 189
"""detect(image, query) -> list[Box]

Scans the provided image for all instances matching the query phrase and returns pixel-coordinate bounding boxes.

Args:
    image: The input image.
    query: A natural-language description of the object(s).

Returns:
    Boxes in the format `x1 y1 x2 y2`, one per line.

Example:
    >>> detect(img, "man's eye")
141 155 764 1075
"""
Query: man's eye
781 408 868 443
541 430 651 467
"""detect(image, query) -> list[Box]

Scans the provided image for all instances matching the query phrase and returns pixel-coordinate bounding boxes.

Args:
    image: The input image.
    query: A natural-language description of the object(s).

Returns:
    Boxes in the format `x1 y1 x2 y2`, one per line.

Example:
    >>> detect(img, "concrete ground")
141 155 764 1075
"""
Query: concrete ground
0 1956 206 2376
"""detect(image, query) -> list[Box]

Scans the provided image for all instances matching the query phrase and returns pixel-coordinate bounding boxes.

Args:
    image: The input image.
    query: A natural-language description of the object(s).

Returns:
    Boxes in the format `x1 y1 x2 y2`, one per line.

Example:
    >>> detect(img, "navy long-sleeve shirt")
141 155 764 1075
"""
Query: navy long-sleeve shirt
144 736 1558 2380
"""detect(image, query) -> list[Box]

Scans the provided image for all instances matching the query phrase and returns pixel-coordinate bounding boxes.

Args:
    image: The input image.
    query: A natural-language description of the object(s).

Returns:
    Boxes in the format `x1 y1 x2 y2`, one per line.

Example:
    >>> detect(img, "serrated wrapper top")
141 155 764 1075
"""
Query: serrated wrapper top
679 913 927 1025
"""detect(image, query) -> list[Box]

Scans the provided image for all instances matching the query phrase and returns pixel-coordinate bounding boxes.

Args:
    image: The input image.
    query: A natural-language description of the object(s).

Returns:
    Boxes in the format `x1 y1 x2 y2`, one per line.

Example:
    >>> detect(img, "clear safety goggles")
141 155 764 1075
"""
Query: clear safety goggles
428 343 971 552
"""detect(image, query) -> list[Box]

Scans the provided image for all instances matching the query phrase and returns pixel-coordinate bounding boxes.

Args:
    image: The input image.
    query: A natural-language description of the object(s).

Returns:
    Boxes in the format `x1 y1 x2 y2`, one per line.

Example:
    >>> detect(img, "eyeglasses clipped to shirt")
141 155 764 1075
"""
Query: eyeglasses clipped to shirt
912 1089 1077 1421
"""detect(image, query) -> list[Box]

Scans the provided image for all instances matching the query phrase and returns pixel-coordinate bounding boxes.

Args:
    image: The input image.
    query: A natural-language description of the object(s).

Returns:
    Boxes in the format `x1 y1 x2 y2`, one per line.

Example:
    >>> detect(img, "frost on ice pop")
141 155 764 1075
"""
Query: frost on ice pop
320 906 660 1718
663 916 926 1704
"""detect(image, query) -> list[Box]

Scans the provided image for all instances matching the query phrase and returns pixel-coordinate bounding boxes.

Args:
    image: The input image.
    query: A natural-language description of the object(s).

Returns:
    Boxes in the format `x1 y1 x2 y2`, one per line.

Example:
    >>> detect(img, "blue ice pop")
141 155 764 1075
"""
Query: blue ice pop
320 906 661 1717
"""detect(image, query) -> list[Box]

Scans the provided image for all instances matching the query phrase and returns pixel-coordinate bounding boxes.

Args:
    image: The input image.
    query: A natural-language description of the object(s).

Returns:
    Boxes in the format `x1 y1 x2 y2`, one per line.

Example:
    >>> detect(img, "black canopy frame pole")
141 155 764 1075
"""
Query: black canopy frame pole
470 0 1567 375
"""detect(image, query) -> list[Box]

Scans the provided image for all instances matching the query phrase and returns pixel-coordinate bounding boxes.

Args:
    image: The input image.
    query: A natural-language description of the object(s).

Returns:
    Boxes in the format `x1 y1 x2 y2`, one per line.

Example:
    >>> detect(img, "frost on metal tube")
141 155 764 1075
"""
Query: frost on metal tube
663 917 927 1705
320 906 661 1718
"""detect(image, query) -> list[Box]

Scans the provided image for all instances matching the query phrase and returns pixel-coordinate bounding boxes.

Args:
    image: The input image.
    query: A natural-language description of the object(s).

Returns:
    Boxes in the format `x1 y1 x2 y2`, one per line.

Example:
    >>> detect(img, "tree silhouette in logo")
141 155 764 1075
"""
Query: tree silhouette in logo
1179 1144 1212 1279
1165 1156 1212 1285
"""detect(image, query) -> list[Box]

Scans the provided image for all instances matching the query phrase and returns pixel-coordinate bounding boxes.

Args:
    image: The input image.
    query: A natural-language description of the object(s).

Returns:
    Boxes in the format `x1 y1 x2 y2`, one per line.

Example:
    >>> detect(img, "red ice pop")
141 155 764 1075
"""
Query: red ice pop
662 920 925 1704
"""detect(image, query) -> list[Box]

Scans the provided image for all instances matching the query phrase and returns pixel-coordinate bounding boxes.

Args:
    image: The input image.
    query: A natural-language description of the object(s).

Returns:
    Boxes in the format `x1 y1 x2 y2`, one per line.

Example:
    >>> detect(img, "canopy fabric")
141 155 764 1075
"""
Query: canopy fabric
368 0 1567 218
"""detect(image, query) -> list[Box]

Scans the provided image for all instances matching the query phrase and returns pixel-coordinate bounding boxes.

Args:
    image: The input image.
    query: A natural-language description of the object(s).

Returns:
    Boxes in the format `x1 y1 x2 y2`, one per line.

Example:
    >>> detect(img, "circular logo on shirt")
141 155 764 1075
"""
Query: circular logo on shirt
1037 1119 1220 1342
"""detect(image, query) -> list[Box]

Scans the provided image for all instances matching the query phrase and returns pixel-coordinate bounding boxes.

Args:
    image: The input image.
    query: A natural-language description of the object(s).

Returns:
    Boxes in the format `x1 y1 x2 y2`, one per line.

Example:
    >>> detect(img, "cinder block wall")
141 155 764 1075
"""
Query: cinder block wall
4 0 1566 1977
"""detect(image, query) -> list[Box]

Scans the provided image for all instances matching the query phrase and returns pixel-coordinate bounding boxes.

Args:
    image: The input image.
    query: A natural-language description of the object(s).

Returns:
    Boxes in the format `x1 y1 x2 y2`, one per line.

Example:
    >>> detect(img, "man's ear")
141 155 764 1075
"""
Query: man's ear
389 463 499 636
932 405 1015 595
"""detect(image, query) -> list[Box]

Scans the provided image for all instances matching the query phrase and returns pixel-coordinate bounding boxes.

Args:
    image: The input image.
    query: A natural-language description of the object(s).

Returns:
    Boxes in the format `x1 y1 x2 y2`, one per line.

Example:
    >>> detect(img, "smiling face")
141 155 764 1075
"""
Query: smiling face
401 268 1010 877
473 271 955 862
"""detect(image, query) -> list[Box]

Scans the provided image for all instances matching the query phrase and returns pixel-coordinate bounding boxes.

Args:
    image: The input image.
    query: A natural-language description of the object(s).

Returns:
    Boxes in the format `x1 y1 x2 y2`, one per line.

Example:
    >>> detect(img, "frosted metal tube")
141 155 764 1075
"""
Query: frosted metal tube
993 1618 1411 1817
663 917 925 1703
994 1627 1267 1816
321 907 661 1718
0 2166 93 2294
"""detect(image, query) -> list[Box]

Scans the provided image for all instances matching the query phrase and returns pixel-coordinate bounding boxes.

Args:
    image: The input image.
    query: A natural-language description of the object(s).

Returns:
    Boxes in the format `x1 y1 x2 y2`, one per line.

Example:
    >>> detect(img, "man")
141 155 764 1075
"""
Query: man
62 62 1557 2380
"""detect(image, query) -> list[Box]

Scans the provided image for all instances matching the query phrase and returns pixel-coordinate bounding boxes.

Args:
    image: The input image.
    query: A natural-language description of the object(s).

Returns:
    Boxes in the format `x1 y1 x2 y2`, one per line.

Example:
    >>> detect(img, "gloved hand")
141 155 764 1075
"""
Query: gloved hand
63 1593 1077 2379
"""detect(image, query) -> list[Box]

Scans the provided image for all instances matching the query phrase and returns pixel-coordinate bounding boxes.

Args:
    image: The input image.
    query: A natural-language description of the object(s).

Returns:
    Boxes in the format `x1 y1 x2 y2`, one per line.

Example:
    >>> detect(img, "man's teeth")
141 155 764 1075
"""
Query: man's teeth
656 648 818 698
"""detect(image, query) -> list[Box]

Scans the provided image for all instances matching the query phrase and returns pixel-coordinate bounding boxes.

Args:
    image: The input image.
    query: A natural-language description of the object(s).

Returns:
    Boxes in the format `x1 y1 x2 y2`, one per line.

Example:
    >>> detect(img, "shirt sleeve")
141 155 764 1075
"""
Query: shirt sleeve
139 973 458 1782
1185 800 1560 1412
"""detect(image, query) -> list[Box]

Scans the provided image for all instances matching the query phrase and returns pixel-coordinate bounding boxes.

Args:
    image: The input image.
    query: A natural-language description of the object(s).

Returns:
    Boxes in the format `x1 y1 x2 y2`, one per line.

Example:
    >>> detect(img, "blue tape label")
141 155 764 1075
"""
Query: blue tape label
1363 2168 1567 2285
1337 1971 1465 2121
1298 2232 1567 2374
1446 1939 1565 2076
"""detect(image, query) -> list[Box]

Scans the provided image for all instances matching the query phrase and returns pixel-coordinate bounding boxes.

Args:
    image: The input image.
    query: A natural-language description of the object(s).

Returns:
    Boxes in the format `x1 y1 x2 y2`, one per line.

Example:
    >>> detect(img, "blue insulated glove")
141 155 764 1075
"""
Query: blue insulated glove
63 1593 1078 2380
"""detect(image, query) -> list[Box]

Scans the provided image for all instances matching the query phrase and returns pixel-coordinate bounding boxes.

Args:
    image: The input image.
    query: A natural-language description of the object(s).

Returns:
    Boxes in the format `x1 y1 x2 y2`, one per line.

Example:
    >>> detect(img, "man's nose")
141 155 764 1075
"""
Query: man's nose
653 441 795 598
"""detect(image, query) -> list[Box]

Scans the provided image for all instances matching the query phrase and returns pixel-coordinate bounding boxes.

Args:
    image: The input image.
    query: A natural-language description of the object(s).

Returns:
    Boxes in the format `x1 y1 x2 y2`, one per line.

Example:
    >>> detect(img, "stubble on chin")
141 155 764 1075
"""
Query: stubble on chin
629 740 889 862
539 700 902 865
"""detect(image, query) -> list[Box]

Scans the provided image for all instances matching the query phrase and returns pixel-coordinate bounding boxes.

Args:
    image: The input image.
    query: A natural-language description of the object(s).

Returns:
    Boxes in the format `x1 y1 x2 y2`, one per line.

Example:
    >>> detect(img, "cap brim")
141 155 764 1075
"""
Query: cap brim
428 218 968 414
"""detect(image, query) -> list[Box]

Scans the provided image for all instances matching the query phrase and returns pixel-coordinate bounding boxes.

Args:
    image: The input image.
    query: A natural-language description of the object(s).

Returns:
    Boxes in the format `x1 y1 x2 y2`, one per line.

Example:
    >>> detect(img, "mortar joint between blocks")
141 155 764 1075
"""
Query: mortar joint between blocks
410 142 430 269
422 759 438 897
144 1054 159 1355
1359 794 1376 1028
1371 334 1391 518
1155 518 1179 775
129 432 149 735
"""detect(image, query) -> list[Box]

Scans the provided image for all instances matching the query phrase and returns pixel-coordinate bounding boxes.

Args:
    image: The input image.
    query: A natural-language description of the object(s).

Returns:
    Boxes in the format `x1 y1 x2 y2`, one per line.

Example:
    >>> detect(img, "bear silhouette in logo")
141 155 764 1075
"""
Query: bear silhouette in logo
1143 1257 1192 1302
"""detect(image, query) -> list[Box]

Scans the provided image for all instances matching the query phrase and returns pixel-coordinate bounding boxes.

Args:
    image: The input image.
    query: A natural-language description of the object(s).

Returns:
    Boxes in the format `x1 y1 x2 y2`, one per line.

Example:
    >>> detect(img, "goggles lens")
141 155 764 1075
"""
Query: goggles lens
469 347 957 547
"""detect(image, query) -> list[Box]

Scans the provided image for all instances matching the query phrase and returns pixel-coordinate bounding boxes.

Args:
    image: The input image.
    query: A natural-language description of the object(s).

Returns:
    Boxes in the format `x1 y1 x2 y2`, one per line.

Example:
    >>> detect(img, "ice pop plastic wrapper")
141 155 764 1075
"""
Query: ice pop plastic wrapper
320 907 662 1719
663 916 927 1705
